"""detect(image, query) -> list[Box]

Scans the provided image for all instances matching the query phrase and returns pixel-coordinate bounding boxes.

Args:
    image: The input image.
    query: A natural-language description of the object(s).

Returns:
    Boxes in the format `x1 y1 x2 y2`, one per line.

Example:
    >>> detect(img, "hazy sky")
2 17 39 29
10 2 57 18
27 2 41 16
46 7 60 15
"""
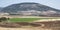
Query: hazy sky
0 0 60 9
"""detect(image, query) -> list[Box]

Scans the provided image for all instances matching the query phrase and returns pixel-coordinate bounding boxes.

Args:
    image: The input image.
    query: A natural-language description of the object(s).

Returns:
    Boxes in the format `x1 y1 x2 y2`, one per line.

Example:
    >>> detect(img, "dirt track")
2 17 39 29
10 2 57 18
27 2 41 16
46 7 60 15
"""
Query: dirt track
0 27 52 30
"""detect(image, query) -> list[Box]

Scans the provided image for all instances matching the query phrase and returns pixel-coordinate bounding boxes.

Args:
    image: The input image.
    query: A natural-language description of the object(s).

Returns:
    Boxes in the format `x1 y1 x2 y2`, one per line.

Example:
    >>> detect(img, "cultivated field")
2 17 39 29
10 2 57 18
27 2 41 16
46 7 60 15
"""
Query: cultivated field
9 18 60 22
9 18 40 22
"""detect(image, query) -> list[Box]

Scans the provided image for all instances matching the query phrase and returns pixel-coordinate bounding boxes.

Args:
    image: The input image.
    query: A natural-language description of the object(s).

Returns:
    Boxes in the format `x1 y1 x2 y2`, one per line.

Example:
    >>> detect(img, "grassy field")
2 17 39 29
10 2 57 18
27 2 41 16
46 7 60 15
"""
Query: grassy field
9 18 41 22
8 18 60 22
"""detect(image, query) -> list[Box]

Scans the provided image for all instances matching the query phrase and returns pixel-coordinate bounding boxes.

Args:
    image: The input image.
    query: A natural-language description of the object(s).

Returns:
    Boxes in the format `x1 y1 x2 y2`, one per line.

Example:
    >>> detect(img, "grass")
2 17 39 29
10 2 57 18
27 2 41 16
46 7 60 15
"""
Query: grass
8 18 60 22
9 18 41 22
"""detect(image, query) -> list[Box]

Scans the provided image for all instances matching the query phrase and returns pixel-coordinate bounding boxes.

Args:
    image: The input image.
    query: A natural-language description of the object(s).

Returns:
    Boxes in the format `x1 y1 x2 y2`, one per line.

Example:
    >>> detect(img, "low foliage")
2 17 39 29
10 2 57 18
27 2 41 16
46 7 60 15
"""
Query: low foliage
9 18 40 22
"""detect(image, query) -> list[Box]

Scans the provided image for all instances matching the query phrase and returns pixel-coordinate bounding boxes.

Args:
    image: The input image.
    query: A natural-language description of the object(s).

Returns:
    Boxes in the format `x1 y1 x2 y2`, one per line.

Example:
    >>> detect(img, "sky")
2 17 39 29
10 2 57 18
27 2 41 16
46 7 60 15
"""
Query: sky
0 0 60 9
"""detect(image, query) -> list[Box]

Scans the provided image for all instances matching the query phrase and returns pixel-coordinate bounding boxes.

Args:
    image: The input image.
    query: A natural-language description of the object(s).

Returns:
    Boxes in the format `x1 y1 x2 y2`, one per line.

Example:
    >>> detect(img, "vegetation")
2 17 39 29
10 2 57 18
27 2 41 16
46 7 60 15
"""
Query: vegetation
9 18 40 22
0 17 10 22
8 18 59 22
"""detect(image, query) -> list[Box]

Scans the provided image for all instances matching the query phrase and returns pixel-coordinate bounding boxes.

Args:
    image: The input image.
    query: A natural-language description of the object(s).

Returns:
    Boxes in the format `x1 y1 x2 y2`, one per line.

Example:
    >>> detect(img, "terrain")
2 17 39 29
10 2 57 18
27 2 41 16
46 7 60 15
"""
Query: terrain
0 18 60 30
0 2 60 30
0 7 3 12
1 2 60 16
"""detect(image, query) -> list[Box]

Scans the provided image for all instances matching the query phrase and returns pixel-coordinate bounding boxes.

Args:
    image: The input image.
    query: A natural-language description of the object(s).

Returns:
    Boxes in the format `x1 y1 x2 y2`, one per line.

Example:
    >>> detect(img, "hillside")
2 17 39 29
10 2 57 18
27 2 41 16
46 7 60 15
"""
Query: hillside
1 2 60 16
0 7 3 12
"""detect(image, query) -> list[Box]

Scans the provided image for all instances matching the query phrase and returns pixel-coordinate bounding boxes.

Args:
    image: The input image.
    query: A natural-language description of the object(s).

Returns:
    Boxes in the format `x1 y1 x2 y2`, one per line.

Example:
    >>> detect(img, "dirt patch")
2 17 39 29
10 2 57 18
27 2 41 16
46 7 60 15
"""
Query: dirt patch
0 22 42 28
34 21 60 28
0 21 60 30
0 21 60 28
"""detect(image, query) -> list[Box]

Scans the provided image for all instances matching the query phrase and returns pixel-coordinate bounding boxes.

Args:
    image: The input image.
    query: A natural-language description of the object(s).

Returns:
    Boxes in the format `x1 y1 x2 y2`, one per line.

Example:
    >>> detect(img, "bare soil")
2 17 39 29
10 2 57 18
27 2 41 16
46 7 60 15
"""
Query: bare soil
0 21 60 30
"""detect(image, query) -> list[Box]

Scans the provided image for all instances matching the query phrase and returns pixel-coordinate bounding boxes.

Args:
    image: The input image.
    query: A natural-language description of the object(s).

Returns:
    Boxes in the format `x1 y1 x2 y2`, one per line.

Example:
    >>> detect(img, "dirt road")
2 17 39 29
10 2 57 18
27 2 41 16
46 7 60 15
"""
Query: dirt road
0 27 53 30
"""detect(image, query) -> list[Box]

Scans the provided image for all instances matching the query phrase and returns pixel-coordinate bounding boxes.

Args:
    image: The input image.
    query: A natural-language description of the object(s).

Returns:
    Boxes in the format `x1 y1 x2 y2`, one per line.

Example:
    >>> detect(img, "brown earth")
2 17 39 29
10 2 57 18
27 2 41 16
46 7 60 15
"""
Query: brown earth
0 22 42 28
0 21 60 30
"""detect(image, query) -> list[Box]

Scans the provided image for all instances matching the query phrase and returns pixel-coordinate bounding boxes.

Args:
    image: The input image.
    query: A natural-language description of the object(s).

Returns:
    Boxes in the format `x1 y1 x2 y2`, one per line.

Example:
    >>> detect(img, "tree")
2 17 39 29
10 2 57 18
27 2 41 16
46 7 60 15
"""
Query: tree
0 17 10 22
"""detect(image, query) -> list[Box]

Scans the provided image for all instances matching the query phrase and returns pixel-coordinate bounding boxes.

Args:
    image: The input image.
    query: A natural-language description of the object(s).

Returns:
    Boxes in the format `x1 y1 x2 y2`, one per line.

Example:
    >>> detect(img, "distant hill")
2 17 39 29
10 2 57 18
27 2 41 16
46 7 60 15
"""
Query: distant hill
1 2 60 16
0 7 3 12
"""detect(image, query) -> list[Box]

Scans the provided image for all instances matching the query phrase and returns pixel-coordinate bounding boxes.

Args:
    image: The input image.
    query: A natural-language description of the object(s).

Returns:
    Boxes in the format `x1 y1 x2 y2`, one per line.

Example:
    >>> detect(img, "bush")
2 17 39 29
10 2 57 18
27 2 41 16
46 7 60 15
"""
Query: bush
0 17 10 22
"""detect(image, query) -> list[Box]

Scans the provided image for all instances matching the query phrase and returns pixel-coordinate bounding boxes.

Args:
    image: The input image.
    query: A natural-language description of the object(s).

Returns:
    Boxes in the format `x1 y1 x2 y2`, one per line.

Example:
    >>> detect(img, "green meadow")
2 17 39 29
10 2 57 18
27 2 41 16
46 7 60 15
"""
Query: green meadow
9 18 40 22
9 18 60 22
